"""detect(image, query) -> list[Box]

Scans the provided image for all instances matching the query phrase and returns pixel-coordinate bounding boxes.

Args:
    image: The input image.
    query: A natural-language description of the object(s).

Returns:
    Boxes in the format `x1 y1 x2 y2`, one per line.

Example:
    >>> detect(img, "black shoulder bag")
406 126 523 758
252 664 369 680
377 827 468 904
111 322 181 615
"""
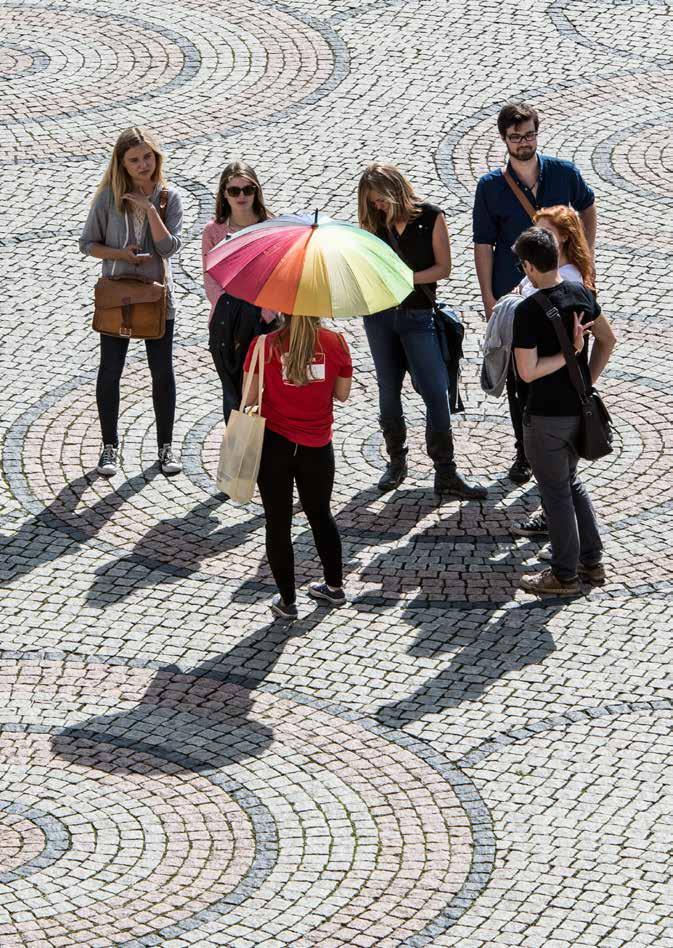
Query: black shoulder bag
386 225 465 413
534 291 613 461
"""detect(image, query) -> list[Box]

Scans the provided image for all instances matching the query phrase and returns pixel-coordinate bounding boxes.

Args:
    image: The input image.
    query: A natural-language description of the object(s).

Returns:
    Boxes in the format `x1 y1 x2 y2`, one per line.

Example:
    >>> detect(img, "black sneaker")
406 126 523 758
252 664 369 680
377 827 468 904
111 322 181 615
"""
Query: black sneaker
508 454 531 484
97 444 119 477
270 595 298 620
511 511 548 537
308 582 347 606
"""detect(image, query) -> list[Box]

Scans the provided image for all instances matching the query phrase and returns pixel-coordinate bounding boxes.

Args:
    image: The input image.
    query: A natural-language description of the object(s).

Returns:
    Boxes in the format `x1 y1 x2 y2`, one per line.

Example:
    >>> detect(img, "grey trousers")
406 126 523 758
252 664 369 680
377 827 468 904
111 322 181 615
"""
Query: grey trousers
523 414 603 581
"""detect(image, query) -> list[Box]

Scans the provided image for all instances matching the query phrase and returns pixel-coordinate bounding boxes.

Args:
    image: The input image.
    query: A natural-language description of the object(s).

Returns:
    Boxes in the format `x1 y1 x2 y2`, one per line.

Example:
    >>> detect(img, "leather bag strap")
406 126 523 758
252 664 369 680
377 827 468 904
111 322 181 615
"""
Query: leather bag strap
534 291 589 404
503 167 537 222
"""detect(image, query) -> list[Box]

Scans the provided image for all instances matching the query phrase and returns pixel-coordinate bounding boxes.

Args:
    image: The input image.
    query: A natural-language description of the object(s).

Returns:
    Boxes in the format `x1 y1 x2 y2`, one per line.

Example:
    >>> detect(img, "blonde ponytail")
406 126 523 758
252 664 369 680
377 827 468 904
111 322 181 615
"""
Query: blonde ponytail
275 316 322 385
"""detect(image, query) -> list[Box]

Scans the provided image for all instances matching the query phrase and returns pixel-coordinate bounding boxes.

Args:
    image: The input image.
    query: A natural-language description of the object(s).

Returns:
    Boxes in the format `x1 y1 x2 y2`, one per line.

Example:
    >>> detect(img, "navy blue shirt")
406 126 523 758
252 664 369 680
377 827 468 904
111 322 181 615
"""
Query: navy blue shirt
472 154 595 300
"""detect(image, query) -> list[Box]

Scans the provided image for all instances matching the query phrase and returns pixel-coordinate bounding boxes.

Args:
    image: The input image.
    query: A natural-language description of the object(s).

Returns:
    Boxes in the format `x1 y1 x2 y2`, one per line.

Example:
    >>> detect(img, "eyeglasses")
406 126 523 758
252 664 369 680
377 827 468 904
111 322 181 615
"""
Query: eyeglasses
506 131 538 144
226 185 256 197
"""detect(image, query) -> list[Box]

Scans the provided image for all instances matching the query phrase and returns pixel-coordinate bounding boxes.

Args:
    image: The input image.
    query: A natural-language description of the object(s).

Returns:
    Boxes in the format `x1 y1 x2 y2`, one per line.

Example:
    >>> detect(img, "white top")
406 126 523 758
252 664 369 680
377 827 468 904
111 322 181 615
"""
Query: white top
519 263 583 298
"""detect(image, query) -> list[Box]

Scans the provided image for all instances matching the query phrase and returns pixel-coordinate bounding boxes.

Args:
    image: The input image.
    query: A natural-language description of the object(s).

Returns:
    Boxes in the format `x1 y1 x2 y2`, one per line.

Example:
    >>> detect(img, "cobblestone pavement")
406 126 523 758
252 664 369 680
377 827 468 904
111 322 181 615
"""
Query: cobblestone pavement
1 0 672 945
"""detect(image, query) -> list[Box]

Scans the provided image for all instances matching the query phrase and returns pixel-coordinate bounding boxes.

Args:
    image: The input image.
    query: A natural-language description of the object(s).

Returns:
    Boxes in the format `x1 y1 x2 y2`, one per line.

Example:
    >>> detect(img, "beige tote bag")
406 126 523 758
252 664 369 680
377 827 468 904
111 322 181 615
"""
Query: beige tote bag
216 335 266 502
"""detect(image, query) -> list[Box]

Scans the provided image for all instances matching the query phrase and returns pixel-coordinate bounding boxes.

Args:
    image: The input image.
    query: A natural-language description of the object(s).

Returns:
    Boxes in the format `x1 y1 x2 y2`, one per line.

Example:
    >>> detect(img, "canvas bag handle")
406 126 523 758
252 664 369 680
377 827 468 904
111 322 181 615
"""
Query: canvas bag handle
240 335 266 414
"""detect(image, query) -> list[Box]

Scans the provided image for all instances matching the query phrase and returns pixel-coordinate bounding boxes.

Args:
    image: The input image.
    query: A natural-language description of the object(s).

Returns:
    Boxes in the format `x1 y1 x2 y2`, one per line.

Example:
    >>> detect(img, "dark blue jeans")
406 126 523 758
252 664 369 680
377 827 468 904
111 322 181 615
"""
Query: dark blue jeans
364 306 451 431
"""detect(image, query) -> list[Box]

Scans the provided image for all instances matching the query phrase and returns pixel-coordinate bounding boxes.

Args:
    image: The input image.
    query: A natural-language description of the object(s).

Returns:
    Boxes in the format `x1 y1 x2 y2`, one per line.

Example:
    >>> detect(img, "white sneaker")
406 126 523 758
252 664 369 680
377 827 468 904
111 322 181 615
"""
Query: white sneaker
97 444 118 477
159 443 182 476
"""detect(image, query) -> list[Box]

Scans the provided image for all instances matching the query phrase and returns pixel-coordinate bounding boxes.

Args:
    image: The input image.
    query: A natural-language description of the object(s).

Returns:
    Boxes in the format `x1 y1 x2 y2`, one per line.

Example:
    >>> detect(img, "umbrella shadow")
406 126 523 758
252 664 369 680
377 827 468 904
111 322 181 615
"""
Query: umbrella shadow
51 612 319 774
0 470 157 587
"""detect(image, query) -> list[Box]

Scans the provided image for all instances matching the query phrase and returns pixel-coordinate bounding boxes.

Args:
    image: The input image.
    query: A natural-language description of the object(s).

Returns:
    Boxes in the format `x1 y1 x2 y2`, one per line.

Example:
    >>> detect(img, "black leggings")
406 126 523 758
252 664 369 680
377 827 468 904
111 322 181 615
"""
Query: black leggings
96 320 176 449
257 429 343 604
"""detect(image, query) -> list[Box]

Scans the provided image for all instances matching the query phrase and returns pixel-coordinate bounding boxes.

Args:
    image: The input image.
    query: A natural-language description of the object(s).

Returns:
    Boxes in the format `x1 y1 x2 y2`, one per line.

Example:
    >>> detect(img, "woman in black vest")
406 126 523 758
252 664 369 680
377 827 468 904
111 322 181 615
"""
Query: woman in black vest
358 163 486 499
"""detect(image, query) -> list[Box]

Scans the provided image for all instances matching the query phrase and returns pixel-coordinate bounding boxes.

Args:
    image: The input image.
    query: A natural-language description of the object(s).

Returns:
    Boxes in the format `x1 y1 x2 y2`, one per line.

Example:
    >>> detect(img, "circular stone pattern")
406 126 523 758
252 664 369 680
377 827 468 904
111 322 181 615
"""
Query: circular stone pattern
5 328 673 605
550 0 673 63
1 0 342 160
0 657 479 945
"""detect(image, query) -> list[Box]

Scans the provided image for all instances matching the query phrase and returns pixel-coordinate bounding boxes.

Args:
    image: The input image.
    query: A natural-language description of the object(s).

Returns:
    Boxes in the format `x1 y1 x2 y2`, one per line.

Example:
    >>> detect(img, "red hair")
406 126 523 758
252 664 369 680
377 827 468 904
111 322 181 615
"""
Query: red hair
533 205 595 291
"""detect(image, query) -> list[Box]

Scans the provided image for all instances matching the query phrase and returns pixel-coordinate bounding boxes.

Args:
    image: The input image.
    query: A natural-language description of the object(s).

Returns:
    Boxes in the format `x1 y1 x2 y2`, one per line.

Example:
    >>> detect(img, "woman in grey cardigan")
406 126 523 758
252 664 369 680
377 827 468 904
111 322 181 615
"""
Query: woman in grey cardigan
80 127 183 477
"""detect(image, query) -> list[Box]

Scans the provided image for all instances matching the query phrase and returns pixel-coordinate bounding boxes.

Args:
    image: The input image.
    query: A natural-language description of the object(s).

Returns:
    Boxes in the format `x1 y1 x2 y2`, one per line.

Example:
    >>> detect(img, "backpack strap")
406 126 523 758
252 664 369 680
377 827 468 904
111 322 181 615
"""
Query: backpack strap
533 290 589 404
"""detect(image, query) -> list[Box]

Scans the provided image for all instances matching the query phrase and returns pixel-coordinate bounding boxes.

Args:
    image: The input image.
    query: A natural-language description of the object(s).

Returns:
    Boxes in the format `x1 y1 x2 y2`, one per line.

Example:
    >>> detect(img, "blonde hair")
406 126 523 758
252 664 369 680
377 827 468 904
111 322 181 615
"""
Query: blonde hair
358 162 422 233
94 127 166 213
215 161 270 224
273 316 322 386
533 205 595 292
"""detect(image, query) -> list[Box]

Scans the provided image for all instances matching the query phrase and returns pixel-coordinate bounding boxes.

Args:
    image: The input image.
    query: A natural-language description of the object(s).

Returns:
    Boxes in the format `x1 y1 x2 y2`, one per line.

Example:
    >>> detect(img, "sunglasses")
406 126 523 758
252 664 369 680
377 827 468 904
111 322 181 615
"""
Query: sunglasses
226 185 256 197
515 260 525 275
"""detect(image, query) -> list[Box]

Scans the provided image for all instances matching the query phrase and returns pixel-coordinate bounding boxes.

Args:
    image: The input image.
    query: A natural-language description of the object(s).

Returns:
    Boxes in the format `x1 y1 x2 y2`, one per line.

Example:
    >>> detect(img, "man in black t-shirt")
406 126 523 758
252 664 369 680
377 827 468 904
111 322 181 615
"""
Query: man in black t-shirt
512 228 617 597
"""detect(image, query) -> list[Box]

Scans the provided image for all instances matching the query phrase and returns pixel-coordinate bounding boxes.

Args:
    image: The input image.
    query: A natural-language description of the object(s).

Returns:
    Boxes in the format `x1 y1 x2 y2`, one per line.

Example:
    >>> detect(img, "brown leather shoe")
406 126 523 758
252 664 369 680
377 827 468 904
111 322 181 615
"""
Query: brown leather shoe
519 569 580 597
578 562 606 585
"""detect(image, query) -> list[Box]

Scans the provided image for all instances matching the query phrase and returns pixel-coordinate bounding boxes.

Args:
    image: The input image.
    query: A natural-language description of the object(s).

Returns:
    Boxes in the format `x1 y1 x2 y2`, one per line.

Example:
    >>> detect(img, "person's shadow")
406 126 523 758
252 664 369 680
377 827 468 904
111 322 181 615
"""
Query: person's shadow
0 470 156 586
50 612 318 774
85 495 267 606
338 495 567 725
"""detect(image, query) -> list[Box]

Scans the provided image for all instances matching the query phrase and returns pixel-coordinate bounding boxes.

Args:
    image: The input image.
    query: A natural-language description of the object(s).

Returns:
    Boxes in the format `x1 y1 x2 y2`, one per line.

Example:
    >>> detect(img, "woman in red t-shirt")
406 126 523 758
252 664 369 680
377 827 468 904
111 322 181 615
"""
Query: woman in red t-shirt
243 316 353 620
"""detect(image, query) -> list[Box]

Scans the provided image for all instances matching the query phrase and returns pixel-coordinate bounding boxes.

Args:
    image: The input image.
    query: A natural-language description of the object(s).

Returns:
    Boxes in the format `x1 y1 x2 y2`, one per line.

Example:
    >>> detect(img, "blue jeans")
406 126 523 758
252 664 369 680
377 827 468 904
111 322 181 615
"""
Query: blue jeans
364 307 451 432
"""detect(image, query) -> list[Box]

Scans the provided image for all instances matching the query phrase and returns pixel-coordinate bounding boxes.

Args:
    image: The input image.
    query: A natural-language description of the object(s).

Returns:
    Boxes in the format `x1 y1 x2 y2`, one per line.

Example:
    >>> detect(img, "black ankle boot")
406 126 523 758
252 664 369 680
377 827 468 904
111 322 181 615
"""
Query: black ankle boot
378 418 408 493
426 430 488 500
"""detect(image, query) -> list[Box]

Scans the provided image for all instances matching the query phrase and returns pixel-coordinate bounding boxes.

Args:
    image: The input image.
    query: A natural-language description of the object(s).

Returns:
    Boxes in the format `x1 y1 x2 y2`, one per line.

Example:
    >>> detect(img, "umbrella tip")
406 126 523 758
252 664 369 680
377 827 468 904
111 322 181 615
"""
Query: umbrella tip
312 208 319 228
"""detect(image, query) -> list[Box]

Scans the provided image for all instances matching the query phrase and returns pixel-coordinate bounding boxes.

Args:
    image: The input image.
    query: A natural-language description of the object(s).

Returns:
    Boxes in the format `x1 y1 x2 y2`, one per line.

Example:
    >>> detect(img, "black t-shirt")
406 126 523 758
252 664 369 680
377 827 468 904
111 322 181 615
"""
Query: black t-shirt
377 202 443 309
512 280 601 416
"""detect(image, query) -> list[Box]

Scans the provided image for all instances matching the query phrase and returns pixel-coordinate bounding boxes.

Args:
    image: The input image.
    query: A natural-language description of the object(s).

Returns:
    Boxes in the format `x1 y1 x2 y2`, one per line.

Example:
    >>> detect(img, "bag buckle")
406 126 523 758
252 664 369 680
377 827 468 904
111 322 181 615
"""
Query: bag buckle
119 326 132 337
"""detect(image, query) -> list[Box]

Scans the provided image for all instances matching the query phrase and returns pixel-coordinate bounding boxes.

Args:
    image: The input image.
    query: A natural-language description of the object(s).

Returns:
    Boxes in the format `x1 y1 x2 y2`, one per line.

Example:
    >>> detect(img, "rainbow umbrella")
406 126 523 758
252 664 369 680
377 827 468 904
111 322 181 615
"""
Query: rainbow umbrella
205 211 413 317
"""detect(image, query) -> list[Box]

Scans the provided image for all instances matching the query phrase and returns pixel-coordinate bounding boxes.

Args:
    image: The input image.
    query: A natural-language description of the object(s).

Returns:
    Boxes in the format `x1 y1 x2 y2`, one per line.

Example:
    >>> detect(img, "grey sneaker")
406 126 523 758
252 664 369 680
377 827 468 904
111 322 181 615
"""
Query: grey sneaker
308 582 347 606
97 444 119 477
270 595 298 621
159 443 182 476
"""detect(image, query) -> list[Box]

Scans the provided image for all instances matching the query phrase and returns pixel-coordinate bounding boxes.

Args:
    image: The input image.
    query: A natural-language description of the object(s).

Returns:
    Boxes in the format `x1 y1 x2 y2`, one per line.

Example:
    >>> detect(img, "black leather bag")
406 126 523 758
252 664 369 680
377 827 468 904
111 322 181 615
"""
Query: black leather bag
534 292 613 461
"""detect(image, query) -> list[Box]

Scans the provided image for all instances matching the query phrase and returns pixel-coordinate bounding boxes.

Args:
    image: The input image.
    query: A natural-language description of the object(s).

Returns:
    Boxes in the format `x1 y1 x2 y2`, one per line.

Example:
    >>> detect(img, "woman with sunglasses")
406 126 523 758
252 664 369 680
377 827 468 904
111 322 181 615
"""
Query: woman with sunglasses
202 162 277 422
358 163 486 499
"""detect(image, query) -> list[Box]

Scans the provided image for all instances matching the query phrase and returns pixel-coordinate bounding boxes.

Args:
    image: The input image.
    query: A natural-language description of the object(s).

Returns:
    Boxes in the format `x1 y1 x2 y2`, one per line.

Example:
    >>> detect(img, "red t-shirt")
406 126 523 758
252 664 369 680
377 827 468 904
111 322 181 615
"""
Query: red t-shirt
243 328 353 447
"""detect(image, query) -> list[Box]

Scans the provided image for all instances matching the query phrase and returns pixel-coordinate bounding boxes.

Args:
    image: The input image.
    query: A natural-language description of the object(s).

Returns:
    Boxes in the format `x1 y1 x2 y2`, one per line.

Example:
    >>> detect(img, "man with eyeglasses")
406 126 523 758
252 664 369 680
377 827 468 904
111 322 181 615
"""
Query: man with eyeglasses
473 102 597 485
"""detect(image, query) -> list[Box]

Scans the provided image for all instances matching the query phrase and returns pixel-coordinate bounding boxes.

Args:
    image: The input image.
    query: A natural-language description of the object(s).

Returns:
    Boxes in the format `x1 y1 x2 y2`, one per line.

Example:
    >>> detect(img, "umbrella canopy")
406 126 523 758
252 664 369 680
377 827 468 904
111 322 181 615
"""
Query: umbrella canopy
205 212 413 317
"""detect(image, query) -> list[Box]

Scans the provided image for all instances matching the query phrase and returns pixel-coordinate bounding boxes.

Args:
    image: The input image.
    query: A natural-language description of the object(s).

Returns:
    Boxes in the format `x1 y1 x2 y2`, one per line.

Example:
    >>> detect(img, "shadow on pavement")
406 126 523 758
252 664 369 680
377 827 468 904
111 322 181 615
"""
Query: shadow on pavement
50 612 319 773
0 470 156 586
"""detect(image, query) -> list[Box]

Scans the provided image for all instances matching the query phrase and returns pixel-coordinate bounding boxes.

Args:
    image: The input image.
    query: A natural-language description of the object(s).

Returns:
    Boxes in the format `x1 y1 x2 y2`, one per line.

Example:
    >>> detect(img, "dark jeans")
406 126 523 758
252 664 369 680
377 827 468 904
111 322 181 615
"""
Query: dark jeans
506 357 530 456
364 306 451 432
96 320 176 449
257 429 342 604
523 414 602 581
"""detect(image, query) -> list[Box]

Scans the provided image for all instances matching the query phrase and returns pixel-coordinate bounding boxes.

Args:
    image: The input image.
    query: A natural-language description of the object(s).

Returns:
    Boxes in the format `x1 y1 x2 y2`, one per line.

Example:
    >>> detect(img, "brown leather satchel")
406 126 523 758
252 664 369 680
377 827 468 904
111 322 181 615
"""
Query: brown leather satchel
92 188 169 339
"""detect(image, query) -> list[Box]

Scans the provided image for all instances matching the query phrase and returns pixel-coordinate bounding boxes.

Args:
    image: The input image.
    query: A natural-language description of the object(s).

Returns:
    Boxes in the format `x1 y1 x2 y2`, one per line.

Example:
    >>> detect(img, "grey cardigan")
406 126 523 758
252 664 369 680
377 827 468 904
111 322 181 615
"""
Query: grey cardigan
79 184 183 318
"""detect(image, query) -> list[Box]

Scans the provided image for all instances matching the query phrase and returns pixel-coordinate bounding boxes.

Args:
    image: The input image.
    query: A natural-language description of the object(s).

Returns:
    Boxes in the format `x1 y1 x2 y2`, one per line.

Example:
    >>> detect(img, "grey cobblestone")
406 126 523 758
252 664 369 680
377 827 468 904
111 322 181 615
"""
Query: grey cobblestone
1 0 672 944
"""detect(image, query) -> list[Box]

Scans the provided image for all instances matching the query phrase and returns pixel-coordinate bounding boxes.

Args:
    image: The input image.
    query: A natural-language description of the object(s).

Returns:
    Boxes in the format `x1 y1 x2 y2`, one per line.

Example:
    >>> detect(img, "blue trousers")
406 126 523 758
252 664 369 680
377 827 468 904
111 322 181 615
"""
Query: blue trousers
364 306 451 432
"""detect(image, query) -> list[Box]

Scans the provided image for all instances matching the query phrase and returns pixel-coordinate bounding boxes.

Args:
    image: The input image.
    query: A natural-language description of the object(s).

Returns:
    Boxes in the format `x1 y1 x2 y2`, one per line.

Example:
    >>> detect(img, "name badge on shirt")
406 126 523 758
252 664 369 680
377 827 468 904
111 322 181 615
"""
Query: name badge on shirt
281 352 326 384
